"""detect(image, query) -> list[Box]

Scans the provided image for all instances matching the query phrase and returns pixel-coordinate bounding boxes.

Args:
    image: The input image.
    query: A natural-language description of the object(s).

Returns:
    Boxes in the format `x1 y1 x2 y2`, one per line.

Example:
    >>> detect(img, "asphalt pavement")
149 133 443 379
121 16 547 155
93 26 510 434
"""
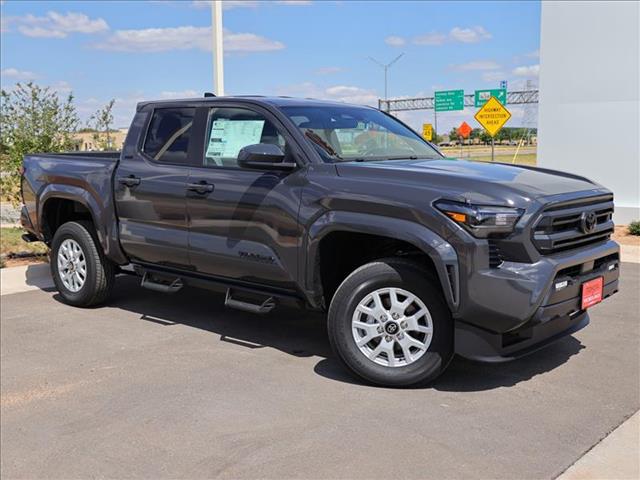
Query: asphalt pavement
1 263 638 479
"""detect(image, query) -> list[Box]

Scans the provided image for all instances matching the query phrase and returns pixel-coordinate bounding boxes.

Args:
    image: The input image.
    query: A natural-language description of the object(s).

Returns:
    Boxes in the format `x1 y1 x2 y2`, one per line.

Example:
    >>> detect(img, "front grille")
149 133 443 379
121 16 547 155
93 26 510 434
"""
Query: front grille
533 194 614 254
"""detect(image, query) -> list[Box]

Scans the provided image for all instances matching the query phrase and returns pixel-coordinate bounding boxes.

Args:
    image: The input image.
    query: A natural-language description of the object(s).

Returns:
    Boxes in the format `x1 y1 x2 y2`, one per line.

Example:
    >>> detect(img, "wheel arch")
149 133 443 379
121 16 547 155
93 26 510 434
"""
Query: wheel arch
38 185 127 264
304 211 459 311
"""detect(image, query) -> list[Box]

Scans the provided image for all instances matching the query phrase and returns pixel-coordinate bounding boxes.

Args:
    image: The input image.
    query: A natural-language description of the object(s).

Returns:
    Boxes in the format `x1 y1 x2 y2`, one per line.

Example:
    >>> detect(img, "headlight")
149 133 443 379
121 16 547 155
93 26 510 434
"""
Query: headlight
435 200 523 238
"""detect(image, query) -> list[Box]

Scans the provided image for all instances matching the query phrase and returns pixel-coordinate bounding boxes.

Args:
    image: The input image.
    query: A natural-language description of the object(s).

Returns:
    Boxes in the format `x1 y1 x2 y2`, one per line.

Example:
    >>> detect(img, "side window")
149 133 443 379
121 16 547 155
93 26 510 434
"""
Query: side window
203 107 287 168
143 108 195 164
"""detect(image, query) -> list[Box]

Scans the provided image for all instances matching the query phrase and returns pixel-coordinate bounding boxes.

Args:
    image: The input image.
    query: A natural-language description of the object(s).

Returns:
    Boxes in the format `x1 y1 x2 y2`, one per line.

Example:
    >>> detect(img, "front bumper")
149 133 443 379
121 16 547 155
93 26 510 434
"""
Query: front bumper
453 240 620 361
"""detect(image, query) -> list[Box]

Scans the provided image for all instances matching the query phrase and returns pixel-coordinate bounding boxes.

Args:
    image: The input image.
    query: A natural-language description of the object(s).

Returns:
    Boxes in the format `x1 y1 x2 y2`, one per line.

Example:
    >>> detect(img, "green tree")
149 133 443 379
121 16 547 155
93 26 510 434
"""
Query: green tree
87 99 116 150
0 82 79 203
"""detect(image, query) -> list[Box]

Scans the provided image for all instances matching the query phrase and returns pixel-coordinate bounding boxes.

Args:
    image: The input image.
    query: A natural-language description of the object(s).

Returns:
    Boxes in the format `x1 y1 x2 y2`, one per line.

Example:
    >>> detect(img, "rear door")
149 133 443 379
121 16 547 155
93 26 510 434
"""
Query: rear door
114 106 195 268
186 104 305 290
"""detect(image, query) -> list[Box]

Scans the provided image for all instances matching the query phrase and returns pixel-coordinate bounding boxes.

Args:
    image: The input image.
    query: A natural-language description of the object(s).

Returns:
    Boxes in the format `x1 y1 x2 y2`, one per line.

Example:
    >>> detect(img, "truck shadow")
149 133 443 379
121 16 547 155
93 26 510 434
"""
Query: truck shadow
51 274 584 392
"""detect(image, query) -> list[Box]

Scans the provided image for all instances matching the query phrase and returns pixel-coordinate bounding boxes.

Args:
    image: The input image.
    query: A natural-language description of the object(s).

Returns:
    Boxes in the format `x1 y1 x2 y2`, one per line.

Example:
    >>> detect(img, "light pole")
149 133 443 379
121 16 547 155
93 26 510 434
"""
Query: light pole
211 0 224 96
368 53 404 100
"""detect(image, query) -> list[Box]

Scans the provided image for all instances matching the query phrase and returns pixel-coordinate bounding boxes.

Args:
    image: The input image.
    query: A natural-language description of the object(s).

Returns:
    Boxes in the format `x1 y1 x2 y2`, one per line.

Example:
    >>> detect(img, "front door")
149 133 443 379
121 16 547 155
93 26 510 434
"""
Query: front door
186 105 304 290
114 107 195 268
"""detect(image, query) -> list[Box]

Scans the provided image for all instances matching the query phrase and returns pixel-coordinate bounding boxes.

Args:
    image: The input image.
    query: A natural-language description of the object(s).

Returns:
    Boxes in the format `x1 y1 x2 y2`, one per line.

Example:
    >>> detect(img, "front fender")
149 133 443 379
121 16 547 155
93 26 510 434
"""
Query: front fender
305 211 459 311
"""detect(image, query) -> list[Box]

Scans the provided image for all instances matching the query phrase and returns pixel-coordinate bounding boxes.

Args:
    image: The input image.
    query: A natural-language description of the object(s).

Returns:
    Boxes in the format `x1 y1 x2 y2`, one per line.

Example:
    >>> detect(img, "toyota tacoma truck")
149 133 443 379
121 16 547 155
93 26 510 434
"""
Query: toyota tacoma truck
20 95 620 387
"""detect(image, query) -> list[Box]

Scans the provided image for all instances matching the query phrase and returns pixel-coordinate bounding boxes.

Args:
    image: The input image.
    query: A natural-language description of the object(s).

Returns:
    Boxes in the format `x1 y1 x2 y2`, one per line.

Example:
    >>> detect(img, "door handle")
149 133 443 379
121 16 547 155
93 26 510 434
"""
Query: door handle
118 175 141 187
187 181 214 194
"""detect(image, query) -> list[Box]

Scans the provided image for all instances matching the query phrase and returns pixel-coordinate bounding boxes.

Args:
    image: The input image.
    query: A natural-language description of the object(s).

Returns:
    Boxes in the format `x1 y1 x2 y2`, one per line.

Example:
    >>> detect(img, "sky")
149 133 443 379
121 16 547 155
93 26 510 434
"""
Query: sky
0 0 541 133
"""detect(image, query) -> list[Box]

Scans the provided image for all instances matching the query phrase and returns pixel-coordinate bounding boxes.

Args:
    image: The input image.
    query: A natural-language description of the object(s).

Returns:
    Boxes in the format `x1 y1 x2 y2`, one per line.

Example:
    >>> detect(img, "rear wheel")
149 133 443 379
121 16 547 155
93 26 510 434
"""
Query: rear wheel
328 258 453 387
50 221 115 307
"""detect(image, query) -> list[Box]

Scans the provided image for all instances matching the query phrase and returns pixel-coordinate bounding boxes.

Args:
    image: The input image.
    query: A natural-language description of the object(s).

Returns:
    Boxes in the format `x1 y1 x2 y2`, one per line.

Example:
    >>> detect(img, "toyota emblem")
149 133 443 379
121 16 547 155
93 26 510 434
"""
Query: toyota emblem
581 211 597 234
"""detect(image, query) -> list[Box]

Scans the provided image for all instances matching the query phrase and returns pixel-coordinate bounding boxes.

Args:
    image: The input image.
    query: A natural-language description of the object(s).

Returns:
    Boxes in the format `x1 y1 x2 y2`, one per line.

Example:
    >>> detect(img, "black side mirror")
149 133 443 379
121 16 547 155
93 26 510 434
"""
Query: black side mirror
237 144 296 171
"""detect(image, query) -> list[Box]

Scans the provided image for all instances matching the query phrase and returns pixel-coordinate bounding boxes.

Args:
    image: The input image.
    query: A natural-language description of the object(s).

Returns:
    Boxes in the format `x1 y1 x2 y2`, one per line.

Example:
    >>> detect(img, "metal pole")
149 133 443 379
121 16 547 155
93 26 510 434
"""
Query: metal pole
211 0 224 96
434 110 438 145
491 137 495 162
384 66 388 100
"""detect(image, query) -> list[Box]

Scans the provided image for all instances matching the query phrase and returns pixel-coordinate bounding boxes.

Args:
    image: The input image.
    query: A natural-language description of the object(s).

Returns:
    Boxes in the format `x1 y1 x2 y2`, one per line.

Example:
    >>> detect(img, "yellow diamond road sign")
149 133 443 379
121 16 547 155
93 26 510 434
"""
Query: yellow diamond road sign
474 96 511 137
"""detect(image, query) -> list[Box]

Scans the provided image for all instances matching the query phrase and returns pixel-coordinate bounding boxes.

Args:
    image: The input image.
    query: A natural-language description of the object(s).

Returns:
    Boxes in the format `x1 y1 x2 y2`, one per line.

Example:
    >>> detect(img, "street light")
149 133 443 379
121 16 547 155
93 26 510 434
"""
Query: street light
211 0 224 96
368 53 404 100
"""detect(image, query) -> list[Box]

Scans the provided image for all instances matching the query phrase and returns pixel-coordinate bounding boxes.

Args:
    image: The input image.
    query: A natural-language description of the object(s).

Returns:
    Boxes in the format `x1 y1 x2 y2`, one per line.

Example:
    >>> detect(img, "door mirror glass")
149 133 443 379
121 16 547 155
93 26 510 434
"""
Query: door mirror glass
237 144 295 170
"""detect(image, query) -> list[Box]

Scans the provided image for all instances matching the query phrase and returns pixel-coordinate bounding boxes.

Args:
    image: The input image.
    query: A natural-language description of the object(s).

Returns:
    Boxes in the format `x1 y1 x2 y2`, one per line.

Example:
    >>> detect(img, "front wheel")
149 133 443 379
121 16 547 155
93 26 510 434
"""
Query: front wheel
50 221 115 307
327 259 453 387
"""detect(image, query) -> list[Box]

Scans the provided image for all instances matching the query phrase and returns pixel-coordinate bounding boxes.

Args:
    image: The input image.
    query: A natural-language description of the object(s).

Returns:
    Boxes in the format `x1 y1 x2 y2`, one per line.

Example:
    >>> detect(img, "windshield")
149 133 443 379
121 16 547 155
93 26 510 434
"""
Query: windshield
280 105 442 162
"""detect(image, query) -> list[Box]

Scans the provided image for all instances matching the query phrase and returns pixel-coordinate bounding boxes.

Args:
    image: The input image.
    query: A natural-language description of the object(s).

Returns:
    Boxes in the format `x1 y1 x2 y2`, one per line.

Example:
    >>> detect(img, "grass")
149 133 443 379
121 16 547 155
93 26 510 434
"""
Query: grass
0 227 48 256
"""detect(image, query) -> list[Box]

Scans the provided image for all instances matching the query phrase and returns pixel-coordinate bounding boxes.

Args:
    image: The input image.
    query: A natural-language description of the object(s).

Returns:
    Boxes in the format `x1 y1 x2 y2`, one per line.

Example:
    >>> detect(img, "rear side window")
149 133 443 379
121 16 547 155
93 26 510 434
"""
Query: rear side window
143 108 195 164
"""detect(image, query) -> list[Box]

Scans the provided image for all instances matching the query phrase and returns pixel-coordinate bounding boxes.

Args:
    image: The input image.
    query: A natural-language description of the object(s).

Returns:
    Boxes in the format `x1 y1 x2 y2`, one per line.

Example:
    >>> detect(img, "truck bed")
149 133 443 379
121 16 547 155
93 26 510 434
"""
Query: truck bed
21 151 123 262
28 151 121 162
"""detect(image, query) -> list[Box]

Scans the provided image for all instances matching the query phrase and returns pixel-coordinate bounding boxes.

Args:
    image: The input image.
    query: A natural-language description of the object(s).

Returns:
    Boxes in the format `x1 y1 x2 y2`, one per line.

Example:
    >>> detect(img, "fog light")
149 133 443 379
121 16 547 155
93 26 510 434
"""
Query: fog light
555 280 568 290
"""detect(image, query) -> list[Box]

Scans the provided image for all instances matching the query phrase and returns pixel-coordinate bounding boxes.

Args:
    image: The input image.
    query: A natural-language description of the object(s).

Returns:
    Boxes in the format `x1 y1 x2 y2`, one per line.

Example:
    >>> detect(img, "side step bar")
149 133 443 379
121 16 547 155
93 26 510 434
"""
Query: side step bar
21 232 39 243
225 288 276 314
141 272 183 293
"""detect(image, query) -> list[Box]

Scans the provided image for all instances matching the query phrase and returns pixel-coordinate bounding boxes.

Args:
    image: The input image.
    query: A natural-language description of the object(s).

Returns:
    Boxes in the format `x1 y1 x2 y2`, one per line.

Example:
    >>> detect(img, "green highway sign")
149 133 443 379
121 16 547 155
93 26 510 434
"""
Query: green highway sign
434 89 464 112
474 88 507 107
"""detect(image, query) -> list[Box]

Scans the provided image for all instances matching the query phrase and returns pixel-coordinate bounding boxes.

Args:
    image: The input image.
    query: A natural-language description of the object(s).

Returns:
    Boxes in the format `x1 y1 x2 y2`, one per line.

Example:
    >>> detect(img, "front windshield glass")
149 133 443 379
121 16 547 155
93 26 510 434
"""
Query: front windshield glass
280 105 442 162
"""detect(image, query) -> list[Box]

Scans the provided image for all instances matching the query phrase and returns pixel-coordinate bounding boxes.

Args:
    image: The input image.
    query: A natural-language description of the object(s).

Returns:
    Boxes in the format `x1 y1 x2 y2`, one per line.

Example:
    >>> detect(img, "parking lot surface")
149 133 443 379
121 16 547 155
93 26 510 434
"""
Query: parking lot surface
1 264 638 479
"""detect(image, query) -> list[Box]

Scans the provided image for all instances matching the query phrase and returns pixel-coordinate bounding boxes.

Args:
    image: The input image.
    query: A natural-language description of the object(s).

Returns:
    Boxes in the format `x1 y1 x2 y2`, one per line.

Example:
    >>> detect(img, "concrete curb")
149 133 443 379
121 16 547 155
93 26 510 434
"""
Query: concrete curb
557 411 640 480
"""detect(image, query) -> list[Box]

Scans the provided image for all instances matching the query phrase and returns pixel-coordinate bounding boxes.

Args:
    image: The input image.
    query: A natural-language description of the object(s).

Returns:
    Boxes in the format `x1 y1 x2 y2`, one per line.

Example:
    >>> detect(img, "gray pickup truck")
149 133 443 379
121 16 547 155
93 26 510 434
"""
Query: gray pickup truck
20 95 620 387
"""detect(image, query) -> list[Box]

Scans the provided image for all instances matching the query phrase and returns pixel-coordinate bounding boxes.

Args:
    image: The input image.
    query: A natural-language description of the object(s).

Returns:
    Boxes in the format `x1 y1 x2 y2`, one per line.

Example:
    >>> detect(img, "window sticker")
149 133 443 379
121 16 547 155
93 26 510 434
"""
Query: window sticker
205 119 265 165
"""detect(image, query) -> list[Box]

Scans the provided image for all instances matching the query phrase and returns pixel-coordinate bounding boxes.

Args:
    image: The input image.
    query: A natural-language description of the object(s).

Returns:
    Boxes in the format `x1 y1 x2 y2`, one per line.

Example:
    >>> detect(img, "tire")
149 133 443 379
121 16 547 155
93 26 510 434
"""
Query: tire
50 221 115 307
328 258 453 387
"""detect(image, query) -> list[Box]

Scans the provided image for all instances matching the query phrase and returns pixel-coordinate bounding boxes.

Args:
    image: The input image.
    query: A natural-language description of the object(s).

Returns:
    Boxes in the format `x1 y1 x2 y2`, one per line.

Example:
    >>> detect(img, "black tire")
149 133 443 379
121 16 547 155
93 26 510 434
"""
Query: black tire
50 221 115 307
327 258 453 387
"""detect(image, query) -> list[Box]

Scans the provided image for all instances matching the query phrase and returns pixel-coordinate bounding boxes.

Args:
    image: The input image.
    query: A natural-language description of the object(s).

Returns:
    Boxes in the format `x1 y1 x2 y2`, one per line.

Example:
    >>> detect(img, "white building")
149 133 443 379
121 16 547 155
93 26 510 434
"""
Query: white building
537 1 639 224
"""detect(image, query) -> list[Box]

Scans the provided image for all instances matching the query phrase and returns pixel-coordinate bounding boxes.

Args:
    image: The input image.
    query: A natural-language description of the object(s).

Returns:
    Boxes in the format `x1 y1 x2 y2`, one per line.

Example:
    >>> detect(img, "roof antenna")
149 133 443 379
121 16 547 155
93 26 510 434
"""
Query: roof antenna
204 92 216 97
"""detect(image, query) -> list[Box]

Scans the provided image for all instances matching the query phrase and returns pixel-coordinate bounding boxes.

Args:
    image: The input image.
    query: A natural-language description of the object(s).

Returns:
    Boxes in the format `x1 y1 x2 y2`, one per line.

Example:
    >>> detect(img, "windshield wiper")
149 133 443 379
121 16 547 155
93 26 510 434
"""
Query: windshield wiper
304 130 342 159
349 155 421 162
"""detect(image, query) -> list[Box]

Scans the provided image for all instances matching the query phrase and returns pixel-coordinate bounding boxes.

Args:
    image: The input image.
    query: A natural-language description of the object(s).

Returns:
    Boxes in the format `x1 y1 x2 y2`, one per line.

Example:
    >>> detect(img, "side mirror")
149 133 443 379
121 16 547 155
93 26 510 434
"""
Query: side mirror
237 144 296 171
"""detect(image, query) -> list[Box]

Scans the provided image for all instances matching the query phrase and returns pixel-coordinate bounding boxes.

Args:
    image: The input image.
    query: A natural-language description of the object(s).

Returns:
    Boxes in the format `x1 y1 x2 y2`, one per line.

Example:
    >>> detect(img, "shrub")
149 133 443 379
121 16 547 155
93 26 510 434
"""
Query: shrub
628 221 640 236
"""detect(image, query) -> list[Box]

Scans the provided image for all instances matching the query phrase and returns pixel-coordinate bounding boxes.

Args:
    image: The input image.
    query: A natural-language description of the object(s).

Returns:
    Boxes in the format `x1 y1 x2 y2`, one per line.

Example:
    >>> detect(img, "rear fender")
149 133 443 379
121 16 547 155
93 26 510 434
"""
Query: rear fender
39 185 127 264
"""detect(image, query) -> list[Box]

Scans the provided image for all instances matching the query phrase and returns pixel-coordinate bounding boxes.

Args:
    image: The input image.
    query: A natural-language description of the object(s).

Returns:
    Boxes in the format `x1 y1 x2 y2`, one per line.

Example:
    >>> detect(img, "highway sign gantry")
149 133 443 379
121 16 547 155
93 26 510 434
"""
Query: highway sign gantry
474 88 507 107
474 96 511 137
434 90 464 112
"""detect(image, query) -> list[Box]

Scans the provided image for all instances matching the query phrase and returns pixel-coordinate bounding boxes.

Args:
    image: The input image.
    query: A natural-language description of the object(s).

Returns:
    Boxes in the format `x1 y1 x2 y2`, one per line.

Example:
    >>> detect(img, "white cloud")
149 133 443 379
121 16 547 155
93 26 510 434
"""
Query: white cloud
385 35 406 47
314 66 343 75
481 71 506 82
159 89 199 98
277 82 379 106
0 68 37 80
526 49 540 58
512 64 540 77
94 26 284 53
449 26 492 44
450 60 500 71
409 26 491 47
192 0 311 8
413 32 446 46
9 11 108 38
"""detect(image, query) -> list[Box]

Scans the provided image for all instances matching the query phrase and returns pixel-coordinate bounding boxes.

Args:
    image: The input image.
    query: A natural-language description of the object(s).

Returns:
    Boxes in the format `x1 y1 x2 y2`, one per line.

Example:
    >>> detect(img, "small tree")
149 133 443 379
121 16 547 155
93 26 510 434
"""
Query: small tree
87 99 116 150
0 82 79 203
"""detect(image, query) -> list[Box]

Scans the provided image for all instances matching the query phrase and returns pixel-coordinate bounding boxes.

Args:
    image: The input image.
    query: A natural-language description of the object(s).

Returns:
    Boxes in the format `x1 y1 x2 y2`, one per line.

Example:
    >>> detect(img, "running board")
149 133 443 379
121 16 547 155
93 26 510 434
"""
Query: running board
225 288 276 314
141 272 183 293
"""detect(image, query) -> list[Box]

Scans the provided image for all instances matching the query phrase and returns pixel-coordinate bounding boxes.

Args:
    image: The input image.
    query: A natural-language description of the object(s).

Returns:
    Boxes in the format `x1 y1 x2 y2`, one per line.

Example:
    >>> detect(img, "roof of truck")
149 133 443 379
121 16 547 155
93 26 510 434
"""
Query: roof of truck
137 95 377 110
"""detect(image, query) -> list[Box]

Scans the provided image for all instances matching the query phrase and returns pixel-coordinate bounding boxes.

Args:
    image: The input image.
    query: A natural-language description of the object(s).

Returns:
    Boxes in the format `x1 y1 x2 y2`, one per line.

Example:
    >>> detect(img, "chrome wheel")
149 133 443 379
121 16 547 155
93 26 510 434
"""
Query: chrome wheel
352 287 433 367
57 238 87 293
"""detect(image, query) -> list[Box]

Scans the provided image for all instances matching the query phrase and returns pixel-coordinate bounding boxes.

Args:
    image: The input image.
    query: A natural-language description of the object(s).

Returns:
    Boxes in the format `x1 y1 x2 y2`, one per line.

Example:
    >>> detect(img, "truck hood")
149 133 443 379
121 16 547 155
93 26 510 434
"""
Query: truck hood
335 158 606 208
